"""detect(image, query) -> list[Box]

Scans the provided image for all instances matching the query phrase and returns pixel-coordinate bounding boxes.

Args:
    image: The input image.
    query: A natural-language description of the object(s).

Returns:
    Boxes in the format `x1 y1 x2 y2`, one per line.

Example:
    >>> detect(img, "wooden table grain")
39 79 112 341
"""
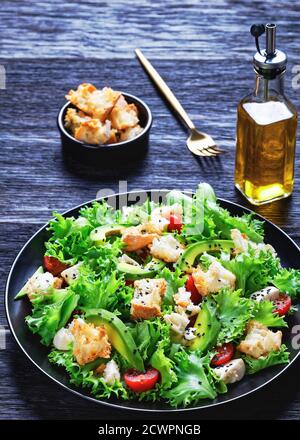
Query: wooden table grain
1 0 300 420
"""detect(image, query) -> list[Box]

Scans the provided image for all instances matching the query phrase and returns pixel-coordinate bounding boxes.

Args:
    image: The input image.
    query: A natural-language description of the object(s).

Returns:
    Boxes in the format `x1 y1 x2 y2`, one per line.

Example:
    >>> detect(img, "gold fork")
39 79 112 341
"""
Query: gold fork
135 49 222 157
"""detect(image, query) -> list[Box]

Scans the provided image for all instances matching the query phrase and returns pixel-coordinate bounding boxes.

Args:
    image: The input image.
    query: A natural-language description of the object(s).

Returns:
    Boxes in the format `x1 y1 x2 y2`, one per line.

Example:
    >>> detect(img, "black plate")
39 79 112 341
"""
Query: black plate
5 191 300 412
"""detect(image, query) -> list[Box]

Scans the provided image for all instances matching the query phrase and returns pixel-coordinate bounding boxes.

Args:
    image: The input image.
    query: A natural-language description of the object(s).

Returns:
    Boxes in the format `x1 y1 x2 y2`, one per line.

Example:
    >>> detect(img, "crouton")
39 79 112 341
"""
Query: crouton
64 108 92 132
120 125 143 142
192 261 236 296
66 84 120 121
130 278 167 320
164 312 189 336
122 225 158 252
110 97 139 130
74 119 117 145
149 234 184 263
69 318 111 366
237 320 282 359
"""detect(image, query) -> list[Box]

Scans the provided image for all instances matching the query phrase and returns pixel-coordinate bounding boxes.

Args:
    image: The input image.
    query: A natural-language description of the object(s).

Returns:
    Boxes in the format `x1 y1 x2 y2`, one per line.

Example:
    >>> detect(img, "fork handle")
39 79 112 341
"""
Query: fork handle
135 49 195 131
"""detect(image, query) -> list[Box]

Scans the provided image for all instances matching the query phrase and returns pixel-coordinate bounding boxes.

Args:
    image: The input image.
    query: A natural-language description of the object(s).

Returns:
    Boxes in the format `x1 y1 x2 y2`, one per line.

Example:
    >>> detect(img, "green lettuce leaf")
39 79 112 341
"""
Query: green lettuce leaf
242 345 289 374
205 200 264 243
159 267 187 308
72 266 125 310
251 300 287 328
272 268 300 299
26 289 79 346
79 200 121 228
221 249 280 296
162 351 221 407
49 349 128 399
150 343 177 390
70 239 133 317
129 318 170 362
45 212 93 264
214 289 253 343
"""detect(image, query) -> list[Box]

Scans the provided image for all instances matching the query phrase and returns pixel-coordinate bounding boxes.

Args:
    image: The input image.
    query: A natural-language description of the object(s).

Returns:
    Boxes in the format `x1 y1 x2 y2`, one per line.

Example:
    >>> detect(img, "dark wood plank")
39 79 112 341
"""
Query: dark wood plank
0 0 300 60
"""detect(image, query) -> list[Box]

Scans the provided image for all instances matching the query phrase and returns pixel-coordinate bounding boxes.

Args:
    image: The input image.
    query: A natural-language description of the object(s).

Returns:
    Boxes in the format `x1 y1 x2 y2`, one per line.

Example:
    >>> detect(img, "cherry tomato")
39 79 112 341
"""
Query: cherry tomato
168 214 183 232
124 368 160 393
125 279 134 286
211 343 234 367
185 275 202 304
43 256 69 276
273 294 292 316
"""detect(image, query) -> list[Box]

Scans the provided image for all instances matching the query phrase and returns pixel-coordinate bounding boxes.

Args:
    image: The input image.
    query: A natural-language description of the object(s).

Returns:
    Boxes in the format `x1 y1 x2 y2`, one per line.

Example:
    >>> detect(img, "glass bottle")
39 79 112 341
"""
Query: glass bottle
235 24 297 205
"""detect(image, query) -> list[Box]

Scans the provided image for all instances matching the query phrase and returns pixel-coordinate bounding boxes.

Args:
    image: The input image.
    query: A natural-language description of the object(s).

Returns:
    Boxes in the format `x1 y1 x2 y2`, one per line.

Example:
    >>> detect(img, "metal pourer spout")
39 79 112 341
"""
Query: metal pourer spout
252 23 287 77
266 23 276 57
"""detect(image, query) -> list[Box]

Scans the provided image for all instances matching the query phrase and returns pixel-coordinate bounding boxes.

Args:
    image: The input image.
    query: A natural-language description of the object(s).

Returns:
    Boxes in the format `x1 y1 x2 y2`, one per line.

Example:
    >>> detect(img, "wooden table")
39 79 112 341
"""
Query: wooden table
1 0 300 420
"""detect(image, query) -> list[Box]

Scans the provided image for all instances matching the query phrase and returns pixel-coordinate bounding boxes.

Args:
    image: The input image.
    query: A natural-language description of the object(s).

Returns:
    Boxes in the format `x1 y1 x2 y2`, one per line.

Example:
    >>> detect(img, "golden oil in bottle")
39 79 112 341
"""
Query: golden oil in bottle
235 23 297 205
235 99 297 204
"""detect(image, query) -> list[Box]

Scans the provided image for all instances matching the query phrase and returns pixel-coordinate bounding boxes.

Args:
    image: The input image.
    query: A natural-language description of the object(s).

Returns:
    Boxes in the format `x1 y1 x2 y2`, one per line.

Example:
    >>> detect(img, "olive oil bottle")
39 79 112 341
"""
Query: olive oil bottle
235 23 297 205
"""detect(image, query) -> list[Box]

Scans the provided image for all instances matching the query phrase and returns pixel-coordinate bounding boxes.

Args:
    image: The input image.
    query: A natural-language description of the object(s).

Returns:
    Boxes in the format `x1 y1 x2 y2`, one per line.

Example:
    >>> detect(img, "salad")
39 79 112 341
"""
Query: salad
15 183 300 408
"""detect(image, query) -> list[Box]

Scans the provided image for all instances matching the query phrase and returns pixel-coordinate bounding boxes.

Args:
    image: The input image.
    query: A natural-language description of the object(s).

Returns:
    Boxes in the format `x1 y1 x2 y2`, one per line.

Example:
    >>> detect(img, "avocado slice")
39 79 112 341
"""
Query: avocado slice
14 266 44 300
188 298 220 352
117 258 165 280
90 225 124 243
178 240 234 272
85 309 144 371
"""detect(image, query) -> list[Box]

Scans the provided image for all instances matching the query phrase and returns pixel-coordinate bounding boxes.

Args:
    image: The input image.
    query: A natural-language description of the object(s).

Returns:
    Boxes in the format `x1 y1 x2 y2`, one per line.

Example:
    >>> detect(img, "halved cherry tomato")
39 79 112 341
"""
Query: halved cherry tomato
273 294 292 316
185 274 202 304
168 214 183 232
43 256 69 276
211 343 234 367
125 279 134 286
124 368 160 393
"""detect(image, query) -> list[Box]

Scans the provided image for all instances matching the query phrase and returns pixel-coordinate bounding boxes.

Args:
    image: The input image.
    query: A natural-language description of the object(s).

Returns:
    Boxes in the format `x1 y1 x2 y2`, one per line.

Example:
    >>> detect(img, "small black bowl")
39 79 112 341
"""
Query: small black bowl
57 92 152 163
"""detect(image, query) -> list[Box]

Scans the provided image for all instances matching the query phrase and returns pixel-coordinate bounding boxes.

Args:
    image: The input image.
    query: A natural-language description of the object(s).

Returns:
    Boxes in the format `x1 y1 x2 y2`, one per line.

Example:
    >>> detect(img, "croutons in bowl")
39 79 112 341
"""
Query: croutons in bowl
57 84 152 160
